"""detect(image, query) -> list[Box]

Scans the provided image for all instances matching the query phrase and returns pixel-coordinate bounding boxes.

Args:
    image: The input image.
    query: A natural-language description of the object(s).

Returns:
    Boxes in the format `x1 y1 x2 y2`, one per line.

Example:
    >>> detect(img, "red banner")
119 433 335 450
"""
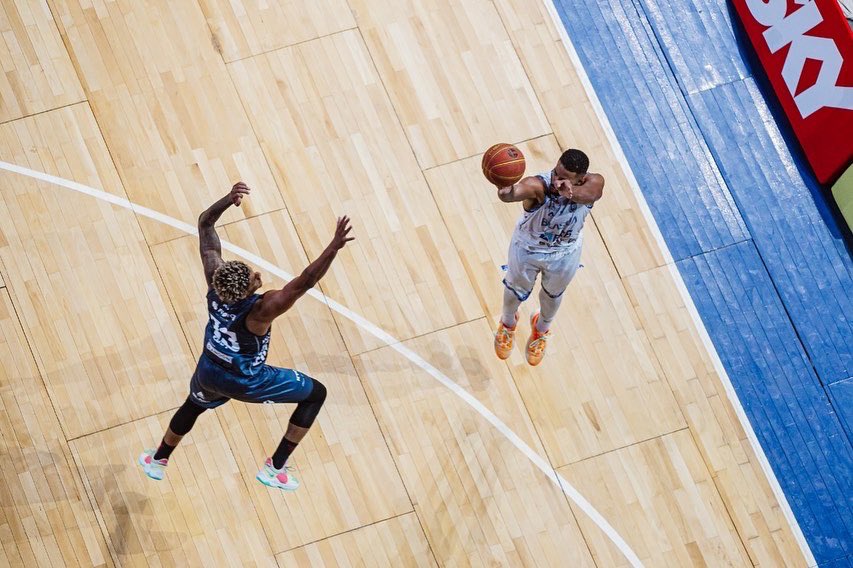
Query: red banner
732 0 853 184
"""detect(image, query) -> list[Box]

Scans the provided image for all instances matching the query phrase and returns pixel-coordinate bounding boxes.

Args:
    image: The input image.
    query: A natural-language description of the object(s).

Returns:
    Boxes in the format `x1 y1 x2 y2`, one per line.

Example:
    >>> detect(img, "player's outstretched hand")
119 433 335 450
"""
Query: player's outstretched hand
329 216 355 251
229 182 251 206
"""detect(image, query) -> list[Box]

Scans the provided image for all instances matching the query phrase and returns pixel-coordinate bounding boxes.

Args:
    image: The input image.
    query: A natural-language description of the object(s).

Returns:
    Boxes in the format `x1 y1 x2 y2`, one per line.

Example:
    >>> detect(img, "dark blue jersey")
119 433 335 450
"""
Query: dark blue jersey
201 289 271 376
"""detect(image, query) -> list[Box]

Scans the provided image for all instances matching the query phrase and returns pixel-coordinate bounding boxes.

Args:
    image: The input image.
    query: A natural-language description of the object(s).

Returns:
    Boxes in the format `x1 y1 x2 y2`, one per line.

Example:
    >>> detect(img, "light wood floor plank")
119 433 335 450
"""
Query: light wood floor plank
352 0 551 168
51 0 285 245
0 0 84 123
0 289 112 567
70 413 277 567
228 30 482 355
276 513 435 568
197 0 355 62
560 430 752 567
355 319 596 567
0 104 191 438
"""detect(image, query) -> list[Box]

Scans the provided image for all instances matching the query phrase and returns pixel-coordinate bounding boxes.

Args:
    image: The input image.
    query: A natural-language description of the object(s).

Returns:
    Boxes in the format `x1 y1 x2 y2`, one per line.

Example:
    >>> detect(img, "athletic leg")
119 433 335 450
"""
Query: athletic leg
496 240 538 359
139 357 229 481
154 397 209 460
271 379 327 469
501 287 522 328
537 286 564 333
240 367 324 491
526 244 582 365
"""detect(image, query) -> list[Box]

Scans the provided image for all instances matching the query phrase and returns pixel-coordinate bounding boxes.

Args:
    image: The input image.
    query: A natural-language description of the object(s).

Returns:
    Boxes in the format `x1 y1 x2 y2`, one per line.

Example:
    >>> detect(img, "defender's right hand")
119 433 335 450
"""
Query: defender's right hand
329 216 355 251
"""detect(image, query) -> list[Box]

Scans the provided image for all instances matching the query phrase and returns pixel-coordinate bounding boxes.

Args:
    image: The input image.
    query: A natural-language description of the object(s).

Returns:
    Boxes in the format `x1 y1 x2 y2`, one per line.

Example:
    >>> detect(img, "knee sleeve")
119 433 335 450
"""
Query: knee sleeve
169 397 208 436
290 380 326 428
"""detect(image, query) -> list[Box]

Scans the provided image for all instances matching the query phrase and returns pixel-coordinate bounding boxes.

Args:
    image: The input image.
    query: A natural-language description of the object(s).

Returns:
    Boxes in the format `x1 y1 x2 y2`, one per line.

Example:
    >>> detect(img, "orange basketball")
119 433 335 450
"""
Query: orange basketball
482 143 525 186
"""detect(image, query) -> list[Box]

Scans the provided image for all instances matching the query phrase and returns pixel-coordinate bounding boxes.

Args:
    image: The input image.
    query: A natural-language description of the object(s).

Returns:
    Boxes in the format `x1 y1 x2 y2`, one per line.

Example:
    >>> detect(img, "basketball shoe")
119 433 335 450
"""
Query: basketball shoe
256 458 300 491
526 312 551 366
494 313 518 360
138 449 168 481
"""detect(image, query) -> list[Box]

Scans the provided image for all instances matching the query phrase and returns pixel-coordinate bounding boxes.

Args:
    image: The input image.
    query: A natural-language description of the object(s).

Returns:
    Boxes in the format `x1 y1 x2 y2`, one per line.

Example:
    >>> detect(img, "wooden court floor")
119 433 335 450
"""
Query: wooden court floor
0 1 808 566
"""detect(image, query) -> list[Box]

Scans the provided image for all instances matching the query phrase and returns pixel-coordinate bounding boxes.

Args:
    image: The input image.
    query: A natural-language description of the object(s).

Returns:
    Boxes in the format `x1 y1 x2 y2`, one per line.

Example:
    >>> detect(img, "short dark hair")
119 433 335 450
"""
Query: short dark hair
559 149 589 174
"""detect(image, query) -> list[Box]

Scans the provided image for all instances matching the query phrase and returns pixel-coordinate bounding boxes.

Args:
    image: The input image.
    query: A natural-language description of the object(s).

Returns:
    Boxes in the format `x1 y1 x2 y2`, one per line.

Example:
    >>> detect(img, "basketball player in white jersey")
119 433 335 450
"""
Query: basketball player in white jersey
494 149 604 365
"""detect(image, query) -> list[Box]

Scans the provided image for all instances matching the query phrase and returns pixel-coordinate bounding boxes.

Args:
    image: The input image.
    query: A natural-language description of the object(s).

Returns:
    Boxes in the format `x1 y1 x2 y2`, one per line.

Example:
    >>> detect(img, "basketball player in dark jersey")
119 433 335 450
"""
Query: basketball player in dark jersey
139 182 353 491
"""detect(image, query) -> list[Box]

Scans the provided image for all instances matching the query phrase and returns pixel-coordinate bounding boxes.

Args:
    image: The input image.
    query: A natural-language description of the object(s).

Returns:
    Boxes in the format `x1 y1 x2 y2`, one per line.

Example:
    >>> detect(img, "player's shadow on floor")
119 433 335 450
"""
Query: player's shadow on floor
361 338 494 389
93 463 184 559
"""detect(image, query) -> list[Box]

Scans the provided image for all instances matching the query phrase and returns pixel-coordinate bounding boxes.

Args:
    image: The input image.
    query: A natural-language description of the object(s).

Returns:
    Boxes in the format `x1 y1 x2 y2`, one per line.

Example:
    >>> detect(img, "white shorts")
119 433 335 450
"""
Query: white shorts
503 236 583 300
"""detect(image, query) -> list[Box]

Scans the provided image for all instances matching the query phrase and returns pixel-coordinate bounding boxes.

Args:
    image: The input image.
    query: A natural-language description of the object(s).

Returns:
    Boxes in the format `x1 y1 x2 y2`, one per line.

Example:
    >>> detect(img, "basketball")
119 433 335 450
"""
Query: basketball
482 143 526 186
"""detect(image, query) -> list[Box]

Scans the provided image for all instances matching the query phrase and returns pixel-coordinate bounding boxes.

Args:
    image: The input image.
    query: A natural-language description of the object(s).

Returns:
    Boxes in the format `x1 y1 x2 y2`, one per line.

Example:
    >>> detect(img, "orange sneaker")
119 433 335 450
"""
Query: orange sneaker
494 314 518 360
526 312 551 366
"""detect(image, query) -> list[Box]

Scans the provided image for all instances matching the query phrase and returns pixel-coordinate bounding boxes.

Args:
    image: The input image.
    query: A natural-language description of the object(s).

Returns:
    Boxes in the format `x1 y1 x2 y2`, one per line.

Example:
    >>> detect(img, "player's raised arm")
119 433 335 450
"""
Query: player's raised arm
249 217 354 328
198 182 250 285
496 176 546 204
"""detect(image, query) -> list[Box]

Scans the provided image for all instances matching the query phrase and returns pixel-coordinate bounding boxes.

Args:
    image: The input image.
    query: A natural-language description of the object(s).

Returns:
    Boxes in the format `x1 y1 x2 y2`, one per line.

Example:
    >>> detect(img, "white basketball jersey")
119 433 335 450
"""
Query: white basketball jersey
512 170 592 254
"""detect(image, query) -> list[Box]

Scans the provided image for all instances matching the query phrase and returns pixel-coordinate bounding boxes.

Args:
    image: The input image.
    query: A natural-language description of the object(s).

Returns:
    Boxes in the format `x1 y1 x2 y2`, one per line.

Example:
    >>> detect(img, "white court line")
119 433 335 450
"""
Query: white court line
0 159 644 568
540 1 816 565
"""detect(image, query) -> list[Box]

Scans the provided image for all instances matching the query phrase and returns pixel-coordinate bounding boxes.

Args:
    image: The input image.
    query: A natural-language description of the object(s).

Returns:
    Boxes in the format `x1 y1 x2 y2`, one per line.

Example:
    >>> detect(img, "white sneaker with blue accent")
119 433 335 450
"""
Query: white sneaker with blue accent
138 449 168 481
256 458 299 491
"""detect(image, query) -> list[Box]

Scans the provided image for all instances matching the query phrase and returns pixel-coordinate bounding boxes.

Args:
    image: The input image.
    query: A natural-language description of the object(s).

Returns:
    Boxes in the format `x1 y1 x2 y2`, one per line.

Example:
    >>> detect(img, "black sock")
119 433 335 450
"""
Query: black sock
153 439 175 461
272 438 299 470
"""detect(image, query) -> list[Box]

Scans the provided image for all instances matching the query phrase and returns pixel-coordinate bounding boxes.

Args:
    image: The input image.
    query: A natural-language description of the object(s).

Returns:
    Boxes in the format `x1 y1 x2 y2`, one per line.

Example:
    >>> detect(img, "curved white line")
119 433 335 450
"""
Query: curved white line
0 160 643 567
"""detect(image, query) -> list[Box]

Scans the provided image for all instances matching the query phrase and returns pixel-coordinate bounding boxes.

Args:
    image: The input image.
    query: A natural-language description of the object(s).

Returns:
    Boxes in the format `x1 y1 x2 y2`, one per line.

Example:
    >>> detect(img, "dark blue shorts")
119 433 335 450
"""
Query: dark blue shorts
189 355 315 409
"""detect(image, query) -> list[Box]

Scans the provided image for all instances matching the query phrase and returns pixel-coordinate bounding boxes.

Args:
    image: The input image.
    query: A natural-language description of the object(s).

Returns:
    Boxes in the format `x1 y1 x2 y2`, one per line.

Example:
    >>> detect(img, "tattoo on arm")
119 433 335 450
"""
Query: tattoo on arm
199 225 223 285
198 194 233 285
199 224 222 257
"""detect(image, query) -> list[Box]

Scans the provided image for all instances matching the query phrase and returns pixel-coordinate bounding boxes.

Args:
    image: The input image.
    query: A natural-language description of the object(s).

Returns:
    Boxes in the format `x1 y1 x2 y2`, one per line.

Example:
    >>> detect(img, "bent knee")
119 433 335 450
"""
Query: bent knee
308 379 327 404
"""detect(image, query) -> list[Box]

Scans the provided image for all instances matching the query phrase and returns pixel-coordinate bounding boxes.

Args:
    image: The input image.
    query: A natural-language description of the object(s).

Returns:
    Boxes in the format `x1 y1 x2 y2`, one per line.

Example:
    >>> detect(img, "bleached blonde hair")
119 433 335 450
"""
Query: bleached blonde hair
212 261 252 304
